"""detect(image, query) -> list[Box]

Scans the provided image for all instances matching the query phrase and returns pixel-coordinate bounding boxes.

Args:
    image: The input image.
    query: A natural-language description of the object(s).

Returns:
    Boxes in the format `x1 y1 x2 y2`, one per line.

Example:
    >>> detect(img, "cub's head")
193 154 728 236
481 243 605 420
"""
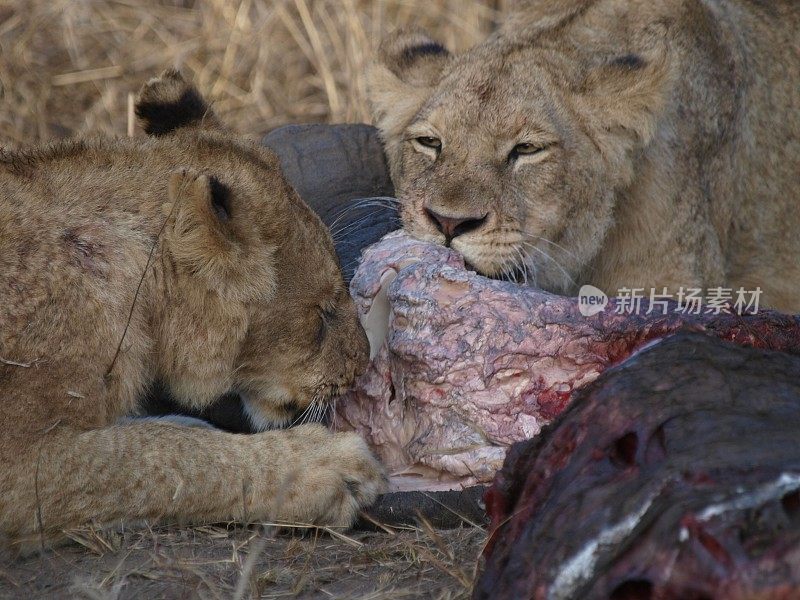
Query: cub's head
137 70 368 429
369 15 673 293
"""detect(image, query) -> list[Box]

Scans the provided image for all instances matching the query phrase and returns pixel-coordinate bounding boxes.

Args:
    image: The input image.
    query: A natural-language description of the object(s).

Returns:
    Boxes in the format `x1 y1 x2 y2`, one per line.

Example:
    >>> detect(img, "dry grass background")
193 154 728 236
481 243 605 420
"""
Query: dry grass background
0 1 503 597
0 0 506 146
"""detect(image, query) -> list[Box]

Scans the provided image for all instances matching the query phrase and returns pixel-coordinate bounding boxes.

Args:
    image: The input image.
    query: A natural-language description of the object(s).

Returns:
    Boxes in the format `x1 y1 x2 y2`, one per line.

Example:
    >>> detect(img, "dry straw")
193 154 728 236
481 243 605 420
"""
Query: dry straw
0 0 505 146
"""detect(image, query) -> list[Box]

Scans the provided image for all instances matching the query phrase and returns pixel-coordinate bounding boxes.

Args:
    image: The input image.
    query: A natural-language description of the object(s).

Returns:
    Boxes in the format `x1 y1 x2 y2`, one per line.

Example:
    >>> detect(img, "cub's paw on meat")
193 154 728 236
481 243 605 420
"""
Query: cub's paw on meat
258 424 388 527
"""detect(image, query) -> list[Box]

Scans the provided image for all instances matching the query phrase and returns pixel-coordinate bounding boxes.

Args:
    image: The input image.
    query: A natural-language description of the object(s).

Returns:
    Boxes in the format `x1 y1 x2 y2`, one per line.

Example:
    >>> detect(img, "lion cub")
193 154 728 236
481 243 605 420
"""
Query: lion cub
0 70 384 548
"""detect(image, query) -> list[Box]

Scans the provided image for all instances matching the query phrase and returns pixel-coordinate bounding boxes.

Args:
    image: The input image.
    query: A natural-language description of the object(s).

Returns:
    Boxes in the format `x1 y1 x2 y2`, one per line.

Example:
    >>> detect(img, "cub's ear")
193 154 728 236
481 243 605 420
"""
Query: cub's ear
135 69 224 136
574 42 674 172
368 28 452 141
165 169 275 302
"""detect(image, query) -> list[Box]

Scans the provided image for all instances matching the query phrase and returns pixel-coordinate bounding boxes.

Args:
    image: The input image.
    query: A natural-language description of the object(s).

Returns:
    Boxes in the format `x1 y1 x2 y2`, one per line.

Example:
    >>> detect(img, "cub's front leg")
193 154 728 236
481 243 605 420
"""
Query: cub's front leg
2 422 385 547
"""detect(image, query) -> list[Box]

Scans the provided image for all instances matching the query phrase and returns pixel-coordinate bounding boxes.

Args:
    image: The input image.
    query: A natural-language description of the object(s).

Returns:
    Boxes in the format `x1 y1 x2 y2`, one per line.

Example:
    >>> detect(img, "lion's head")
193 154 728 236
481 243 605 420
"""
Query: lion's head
369 6 673 293
137 70 369 430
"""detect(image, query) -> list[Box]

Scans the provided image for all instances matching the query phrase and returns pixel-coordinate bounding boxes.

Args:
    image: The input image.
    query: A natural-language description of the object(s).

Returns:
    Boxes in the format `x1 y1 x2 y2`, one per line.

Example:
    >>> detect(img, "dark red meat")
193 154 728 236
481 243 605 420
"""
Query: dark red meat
475 333 800 600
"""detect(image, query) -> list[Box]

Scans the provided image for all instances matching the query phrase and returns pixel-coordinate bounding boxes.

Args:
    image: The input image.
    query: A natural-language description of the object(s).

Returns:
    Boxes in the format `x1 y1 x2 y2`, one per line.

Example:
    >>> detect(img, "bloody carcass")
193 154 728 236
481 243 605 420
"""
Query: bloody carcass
475 332 800 600
335 232 800 492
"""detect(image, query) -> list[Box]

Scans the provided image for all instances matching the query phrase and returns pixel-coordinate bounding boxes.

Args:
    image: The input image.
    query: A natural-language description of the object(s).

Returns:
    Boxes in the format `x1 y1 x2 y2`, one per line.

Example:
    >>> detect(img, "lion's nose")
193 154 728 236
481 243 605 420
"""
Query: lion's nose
424 208 488 242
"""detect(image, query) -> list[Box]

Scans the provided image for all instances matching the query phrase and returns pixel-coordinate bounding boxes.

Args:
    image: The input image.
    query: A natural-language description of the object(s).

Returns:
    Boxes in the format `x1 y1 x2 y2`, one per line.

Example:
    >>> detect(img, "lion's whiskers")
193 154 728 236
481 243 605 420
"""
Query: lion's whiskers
520 241 576 290
330 213 379 243
330 207 397 243
512 246 530 286
291 402 315 427
328 198 399 241
522 233 580 262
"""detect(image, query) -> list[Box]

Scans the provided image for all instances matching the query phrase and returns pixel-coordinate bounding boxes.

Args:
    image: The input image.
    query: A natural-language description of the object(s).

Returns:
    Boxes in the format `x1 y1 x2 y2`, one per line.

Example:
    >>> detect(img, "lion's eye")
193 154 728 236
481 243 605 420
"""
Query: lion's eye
509 143 545 161
315 315 326 346
415 136 442 151
315 306 336 345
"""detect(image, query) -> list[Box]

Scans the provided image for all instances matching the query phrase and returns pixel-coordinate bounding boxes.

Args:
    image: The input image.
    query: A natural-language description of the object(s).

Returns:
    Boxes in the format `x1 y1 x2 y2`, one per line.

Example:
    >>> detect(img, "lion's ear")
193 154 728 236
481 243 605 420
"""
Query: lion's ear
165 169 275 301
576 45 674 158
368 28 452 140
135 69 224 136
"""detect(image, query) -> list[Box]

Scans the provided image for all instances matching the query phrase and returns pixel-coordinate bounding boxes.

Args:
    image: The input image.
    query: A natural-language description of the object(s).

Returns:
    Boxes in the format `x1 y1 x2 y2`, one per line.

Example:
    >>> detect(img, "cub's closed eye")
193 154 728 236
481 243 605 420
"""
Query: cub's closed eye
509 143 548 162
315 314 327 345
315 306 336 345
415 136 442 151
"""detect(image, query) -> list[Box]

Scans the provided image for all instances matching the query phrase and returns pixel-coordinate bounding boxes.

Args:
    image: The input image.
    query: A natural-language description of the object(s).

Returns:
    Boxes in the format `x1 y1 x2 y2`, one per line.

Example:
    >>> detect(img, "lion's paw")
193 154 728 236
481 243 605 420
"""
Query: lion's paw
269 424 387 527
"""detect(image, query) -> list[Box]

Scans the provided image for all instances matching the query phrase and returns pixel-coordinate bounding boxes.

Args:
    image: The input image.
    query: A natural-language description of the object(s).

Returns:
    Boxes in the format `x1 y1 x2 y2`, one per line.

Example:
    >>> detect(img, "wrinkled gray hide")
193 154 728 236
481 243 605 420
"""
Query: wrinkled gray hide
263 124 399 283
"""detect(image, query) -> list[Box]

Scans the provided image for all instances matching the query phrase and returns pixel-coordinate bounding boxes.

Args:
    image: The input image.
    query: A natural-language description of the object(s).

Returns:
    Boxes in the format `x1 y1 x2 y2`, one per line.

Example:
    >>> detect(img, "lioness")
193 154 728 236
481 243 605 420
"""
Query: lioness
369 0 800 312
0 70 385 548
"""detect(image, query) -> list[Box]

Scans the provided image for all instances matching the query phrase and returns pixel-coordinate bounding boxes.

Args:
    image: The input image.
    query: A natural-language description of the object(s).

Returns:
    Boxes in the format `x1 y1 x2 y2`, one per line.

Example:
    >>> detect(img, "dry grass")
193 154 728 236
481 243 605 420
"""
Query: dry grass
0 0 506 146
2 522 486 599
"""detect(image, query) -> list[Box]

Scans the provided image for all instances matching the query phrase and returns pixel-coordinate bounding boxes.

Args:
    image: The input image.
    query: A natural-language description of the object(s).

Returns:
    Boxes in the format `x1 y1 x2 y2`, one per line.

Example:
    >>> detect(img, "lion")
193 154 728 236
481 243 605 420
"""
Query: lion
368 0 800 312
0 70 385 549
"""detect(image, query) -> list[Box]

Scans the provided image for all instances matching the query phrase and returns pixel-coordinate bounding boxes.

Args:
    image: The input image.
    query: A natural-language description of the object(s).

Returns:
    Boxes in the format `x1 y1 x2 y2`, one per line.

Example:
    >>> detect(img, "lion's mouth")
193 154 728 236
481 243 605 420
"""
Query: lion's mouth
242 379 356 429
404 215 533 284
462 252 530 285
237 380 334 430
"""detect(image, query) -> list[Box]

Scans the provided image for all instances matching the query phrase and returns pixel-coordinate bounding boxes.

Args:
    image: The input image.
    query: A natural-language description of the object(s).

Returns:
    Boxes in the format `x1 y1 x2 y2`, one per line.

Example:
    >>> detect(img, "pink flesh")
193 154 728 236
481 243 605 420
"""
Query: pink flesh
334 232 800 492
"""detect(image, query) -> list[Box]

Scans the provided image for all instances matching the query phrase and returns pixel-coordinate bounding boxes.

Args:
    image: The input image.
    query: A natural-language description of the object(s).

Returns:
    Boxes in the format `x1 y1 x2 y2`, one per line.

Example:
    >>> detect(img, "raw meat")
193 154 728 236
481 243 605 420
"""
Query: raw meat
474 332 800 600
335 232 800 491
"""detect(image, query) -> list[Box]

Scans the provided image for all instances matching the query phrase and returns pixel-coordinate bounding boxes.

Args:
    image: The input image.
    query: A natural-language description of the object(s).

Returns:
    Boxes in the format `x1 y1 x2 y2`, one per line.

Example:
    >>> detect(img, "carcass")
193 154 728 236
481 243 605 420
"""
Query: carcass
335 231 800 492
474 332 800 600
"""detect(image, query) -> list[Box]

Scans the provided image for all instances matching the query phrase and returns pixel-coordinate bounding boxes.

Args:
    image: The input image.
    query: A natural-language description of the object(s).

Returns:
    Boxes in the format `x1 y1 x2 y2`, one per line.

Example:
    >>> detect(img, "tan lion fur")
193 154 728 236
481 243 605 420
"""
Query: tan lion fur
369 0 800 312
0 70 384 550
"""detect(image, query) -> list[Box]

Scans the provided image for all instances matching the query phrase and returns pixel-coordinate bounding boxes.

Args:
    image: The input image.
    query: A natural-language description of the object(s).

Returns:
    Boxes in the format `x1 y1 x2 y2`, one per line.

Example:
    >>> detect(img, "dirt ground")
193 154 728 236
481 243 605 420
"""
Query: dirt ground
0 522 486 599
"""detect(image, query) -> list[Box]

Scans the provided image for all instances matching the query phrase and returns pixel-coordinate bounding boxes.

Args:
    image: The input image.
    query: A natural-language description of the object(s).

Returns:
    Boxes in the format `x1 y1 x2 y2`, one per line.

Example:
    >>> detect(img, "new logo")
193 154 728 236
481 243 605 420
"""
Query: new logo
578 285 608 317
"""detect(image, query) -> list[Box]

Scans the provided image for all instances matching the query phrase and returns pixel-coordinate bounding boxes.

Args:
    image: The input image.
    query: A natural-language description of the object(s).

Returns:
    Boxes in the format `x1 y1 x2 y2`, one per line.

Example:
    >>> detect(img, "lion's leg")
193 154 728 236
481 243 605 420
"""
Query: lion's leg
2 421 385 546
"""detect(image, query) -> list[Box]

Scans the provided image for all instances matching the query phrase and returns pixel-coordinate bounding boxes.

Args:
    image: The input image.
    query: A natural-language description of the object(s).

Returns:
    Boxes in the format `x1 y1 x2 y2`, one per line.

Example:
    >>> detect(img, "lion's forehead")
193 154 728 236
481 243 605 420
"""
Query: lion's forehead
418 54 574 139
420 85 567 151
